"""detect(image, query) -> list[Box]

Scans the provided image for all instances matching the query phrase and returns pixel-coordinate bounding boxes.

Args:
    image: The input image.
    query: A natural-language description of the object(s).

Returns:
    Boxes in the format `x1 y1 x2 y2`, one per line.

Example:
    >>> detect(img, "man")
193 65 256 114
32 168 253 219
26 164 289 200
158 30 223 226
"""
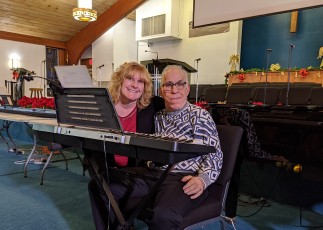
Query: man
147 65 223 229
88 65 223 230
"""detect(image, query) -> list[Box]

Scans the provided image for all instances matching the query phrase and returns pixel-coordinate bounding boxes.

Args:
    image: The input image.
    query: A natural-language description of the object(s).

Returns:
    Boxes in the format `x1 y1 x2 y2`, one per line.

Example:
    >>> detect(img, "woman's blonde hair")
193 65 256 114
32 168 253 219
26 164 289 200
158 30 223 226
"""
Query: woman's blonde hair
108 62 153 109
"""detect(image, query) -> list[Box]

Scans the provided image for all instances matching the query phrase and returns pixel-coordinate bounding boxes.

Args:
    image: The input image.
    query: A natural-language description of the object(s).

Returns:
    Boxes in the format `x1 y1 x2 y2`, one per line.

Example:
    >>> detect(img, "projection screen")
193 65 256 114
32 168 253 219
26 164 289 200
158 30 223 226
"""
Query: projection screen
193 0 323 28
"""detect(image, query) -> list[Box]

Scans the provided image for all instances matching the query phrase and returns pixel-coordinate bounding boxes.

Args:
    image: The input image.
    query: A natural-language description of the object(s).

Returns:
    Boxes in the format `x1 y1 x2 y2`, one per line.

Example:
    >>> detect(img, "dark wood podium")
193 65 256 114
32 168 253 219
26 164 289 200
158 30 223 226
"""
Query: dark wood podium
141 59 197 95
141 58 197 74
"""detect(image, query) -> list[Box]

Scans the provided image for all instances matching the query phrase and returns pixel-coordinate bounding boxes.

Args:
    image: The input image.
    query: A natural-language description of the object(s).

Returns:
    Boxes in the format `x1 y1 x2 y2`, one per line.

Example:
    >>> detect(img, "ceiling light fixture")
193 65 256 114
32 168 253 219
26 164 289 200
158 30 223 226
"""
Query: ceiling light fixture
73 0 97 22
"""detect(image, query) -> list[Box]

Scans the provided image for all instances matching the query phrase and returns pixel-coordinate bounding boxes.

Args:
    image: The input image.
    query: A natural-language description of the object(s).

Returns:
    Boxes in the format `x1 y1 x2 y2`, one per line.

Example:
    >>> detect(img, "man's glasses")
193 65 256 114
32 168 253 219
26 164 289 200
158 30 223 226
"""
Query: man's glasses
162 81 187 91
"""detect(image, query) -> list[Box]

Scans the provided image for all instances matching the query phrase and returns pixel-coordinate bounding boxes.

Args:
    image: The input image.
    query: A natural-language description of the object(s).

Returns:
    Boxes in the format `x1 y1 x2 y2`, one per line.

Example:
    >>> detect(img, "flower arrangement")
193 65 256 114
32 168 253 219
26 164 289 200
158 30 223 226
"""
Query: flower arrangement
299 68 309 78
194 101 208 109
12 70 20 80
270 63 281 71
237 73 246 82
17 96 55 109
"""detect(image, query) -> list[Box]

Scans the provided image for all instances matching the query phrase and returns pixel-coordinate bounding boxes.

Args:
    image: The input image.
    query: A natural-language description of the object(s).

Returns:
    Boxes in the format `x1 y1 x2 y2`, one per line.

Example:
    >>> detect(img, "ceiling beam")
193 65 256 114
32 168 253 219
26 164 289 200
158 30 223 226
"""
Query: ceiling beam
0 30 66 49
66 0 147 65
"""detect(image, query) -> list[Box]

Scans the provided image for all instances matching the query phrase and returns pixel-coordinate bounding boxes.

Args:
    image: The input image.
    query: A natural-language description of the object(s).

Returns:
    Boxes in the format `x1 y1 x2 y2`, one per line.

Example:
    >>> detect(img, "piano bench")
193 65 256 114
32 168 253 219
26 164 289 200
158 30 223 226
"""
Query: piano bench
30 88 43 98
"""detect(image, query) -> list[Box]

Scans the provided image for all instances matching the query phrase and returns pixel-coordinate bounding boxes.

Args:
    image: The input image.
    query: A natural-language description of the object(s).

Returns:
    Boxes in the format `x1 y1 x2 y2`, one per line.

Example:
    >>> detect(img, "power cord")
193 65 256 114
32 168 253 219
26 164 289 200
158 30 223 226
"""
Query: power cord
239 162 323 228
221 215 237 230
237 161 282 218
103 138 112 230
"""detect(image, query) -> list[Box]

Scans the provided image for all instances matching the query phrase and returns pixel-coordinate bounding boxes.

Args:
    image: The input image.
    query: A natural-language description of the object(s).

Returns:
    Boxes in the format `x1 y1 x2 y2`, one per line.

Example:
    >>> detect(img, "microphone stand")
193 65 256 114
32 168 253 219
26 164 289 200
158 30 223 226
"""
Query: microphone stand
153 61 159 96
22 74 63 94
263 49 272 104
96 65 105 87
195 59 201 103
145 50 159 95
97 67 101 87
286 44 295 106
42 60 46 97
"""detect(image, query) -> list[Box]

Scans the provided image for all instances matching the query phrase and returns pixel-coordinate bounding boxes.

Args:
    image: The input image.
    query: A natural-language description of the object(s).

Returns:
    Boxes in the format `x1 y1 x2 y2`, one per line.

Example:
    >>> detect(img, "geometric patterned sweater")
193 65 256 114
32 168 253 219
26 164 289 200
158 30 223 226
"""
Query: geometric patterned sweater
154 102 223 188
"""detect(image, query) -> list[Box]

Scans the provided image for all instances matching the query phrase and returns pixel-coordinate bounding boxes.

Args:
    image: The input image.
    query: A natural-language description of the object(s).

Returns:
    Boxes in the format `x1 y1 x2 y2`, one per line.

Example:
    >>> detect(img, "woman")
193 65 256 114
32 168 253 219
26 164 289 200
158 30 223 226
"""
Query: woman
87 62 164 229
107 62 164 167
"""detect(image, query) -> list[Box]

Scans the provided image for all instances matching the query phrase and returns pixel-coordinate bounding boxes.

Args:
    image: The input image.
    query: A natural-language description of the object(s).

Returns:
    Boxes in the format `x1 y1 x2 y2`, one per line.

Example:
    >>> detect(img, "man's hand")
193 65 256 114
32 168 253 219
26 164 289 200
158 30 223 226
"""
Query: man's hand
270 155 289 163
182 175 205 199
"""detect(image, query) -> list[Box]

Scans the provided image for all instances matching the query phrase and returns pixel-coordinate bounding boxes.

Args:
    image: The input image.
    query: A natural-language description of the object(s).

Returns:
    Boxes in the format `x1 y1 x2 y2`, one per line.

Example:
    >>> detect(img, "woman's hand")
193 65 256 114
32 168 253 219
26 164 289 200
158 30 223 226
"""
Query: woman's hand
182 175 205 199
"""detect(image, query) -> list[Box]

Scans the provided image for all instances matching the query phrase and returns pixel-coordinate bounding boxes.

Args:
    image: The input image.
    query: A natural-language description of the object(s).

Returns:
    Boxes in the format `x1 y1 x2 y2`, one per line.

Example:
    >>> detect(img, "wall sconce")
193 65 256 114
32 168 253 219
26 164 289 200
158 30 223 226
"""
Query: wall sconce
9 53 20 70
73 0 97 22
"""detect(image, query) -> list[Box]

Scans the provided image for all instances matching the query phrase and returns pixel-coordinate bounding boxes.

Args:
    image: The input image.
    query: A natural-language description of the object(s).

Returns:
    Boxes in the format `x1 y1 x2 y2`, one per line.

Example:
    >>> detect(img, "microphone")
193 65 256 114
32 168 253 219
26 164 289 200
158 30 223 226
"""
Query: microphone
145 50 158 59
266 49 272 52
195 58 201 61
290 44 295 48
23 75 34 82
97 64 104 69
276 161 302 174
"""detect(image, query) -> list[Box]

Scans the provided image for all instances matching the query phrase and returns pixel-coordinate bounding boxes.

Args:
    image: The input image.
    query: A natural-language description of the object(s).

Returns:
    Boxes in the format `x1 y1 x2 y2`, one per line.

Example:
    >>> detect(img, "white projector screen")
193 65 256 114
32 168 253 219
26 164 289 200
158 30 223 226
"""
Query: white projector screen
193 0 323 27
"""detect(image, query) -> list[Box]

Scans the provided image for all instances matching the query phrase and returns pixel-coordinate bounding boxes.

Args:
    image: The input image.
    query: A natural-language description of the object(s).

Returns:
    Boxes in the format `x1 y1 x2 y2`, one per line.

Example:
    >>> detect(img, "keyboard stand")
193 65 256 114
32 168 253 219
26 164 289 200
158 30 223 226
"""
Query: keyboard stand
90 157 175 230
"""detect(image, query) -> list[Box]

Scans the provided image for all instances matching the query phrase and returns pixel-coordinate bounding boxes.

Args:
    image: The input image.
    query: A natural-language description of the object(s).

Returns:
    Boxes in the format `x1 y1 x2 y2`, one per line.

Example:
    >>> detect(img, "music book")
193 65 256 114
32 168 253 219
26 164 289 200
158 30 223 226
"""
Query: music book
54 65 94 88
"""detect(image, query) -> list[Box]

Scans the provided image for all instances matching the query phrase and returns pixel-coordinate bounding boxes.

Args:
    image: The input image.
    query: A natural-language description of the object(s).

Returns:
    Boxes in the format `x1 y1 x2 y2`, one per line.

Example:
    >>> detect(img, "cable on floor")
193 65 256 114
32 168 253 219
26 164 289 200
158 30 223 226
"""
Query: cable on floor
237 161 282 218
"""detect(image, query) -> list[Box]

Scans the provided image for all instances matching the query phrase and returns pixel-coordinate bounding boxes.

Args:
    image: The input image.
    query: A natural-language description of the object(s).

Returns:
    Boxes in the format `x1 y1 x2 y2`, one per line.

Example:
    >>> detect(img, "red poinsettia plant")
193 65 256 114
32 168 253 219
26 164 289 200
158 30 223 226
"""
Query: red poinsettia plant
237 73 246 82
299 68 309 78
194 101 209 109
17 96 55 109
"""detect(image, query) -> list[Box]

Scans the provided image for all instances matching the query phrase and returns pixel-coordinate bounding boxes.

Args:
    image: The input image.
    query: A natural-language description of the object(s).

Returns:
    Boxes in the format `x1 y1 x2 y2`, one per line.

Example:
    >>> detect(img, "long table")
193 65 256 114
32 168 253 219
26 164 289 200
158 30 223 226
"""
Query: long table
0 112 57 153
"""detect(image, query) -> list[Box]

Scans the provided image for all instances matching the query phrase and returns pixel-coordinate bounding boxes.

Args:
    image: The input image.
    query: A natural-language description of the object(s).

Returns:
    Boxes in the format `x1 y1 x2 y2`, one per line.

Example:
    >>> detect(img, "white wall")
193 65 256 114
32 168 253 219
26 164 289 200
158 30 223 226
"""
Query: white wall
92 19 137 84
137 0 242 84
92 28 113 84
113 19 137 69
0 39 46 96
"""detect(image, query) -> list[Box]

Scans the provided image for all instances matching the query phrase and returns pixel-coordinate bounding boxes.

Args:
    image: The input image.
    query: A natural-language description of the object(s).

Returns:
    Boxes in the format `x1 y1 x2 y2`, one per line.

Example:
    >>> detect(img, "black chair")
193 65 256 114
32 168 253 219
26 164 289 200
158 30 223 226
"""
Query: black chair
278 86 312 105
310 87 323 106
230 82 251 87
292 82 322 87
189 84 212 102
249 82 270 88
252 87 281 105
181 125 244 230
270 82 288 87
226 87 254 104
205 87 227 103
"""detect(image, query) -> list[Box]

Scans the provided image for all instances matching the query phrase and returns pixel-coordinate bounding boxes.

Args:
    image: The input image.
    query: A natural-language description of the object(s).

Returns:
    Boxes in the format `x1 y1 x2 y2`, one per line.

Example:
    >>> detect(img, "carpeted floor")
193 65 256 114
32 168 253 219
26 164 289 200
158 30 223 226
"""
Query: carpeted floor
0 141 323 230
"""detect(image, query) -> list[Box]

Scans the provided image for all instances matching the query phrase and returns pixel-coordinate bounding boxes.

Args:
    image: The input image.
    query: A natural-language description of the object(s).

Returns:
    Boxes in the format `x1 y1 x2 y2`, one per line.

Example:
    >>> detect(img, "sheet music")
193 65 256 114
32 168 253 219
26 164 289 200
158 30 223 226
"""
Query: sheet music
54 65 94 88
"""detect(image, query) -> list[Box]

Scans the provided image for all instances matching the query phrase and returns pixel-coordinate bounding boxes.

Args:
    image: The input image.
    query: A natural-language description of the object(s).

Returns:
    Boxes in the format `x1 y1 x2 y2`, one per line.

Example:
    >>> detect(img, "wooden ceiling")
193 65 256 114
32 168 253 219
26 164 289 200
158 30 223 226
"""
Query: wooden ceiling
0 0 146 64
0 0 135 42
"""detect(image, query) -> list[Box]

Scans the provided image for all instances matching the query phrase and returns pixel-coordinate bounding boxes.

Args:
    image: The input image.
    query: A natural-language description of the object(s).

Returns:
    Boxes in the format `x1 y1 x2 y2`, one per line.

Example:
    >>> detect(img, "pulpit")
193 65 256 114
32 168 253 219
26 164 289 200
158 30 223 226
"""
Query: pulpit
141 59 197 95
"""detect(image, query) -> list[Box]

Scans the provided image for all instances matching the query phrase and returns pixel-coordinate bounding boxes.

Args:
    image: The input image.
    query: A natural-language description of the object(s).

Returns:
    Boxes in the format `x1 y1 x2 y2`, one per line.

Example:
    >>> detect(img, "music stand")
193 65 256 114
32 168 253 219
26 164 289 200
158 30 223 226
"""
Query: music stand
54 88 123 132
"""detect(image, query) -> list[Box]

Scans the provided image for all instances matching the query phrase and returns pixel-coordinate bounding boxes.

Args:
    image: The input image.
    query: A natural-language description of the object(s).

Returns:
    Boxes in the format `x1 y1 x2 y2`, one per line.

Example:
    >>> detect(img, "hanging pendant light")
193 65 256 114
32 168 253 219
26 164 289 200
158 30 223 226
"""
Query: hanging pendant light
73 0 97 22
